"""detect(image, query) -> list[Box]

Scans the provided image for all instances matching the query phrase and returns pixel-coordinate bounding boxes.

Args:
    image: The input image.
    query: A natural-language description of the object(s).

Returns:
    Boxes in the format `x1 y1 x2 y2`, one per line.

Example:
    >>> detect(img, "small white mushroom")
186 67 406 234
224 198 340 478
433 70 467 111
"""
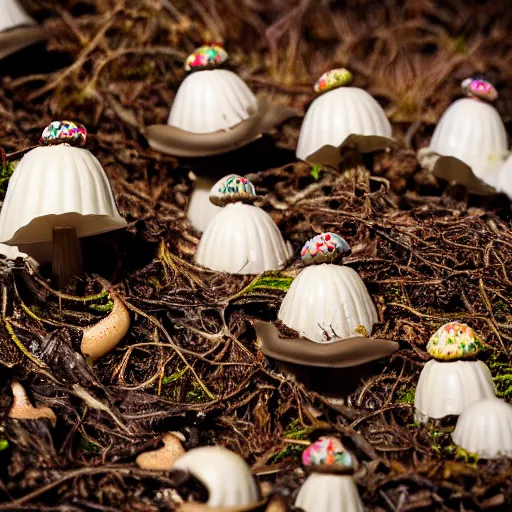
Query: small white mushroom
417 78 508 192
0 122 127 287
452 398 512 459
414 322 496 423
173 446 263 510
194 176 292 275
81 292 130 364
8 382 56 426
296 68 395 167
136 433 186 471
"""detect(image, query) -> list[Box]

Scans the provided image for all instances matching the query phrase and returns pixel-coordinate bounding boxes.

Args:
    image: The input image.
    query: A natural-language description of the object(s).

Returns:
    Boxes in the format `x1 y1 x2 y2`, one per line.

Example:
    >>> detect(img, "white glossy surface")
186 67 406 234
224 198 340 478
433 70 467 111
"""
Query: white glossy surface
295 473 364 512
296 87 392 161
414 360 496 423
426 98 508 187
0 0 36 32
187 178 221 232
0 242 27 259
173 446 259 507
452 398 512 459
278 264 378 343
194 202 291 274
168 69 258 134
0 145 127 248
496 154 512 199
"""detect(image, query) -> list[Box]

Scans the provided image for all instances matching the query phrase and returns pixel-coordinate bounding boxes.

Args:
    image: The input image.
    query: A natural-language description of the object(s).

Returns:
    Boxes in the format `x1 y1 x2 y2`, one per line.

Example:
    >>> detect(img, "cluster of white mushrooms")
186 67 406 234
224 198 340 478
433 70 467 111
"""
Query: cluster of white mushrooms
415 321 512 459
2 4 512 509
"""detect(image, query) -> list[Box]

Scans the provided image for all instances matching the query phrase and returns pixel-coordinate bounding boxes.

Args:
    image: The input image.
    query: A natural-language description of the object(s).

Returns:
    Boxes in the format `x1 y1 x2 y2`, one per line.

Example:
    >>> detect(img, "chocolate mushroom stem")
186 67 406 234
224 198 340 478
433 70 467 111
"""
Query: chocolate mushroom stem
8 381 56 426
81 291 130 364
52 226 84 288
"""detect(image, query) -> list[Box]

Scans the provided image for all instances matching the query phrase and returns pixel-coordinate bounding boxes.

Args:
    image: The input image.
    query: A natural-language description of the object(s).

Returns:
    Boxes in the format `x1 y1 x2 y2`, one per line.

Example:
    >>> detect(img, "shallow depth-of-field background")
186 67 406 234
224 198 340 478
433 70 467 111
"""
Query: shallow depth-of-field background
1 1 512 510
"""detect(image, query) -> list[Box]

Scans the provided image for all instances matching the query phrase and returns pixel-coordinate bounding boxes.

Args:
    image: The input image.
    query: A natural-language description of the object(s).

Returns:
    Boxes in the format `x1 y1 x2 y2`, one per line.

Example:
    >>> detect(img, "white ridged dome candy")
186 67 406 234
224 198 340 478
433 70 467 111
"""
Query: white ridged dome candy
173 446 260 508
168 69 258 135
414 359 496 423
419 79 508 189
146 44 265 158
452 398 512 459
296 69 393 163
295 473 364 512
194 202 291 274
0 144 127 257
0 0 36 32
278 264 378 343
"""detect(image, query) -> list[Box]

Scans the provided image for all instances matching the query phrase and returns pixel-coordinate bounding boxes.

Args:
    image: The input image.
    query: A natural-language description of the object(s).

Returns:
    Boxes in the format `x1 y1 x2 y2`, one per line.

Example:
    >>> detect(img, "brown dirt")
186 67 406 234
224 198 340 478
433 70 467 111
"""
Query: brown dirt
0 1 512 511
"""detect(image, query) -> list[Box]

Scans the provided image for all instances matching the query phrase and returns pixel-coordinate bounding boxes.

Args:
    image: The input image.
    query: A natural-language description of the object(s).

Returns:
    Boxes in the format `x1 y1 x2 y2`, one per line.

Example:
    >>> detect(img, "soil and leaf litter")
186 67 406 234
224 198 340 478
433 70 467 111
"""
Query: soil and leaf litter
1 0 512 510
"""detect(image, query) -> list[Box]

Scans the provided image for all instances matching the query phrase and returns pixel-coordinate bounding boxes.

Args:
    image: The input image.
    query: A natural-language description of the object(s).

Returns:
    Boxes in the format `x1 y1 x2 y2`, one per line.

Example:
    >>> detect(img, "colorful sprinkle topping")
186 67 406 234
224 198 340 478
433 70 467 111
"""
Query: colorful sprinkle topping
210 174 256 206
184 44 228 72
41 121 87 146
314 68 353 94
302 437 354 472
461 78 497 102
427 321 483 361
301 233 350 265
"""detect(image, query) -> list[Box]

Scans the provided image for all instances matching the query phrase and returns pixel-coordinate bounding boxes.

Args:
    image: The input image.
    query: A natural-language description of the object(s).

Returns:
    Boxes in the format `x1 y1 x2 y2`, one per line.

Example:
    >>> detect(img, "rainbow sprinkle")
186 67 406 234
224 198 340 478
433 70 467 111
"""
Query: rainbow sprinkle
427 321 483 361
461 78 497 102
302 437 354 472
41 121 87 146
314 68 353 94
210 174 256 205
301 233 350 265
184 44 228 72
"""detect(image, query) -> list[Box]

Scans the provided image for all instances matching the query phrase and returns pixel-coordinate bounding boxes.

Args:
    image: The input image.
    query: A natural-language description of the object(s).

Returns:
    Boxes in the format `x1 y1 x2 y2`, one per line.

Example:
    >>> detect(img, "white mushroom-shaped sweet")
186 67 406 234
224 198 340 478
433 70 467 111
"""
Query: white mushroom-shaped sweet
8 381 56 426
136 432 186 471
418 78 508 193
495 154 512 200
145 44 296 233
194 175 291 274
296 68 395 168
278 233 376 343
295 437 363 512
0 0 45 60
255 233 398 367
414 321 496 423
173 446 263 511
146 44 295 158
0 121 127 287
452 398 512 459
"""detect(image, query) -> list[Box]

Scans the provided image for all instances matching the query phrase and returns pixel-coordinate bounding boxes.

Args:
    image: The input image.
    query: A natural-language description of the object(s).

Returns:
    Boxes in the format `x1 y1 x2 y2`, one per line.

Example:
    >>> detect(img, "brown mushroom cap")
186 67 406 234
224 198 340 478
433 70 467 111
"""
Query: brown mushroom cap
0 26 46 60
430 155 498 195
8 381 56 426
254 321 399 368
136 433 186 471
145 99 297 158
305 135 398 169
